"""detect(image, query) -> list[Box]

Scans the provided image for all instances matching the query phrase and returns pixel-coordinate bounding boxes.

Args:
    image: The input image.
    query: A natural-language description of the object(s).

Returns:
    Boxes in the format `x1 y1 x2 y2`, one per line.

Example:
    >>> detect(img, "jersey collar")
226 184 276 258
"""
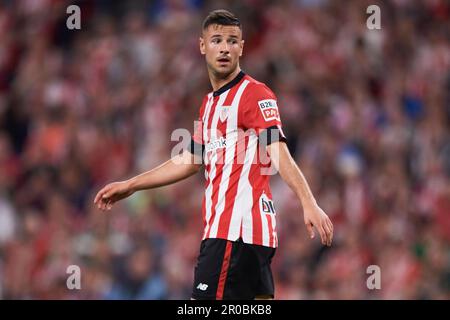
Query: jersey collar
213 71 246 97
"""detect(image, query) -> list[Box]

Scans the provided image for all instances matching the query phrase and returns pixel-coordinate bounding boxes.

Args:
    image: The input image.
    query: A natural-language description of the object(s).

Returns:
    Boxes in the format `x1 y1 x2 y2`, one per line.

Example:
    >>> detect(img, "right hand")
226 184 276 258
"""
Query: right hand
94 181 134 211
303 204 333 247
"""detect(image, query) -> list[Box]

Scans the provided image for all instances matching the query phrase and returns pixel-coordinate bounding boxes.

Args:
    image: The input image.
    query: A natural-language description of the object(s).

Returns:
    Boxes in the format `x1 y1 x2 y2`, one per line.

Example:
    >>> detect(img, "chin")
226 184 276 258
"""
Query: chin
214 66 235 78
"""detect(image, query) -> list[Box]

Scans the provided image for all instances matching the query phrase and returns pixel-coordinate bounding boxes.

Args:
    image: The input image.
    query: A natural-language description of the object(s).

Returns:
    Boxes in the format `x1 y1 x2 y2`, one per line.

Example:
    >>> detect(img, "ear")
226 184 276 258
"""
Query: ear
239 39 244 57
199 37 206 55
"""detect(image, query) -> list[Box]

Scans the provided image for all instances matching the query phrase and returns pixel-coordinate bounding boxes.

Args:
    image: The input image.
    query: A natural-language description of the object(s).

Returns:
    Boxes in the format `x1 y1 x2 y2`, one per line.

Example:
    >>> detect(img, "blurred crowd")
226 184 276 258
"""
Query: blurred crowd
0 0 449 299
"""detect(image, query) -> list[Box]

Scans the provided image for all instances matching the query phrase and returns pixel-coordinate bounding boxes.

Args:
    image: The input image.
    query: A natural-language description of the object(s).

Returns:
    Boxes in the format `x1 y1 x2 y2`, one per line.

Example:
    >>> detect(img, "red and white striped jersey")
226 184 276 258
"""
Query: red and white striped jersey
189 71 286 248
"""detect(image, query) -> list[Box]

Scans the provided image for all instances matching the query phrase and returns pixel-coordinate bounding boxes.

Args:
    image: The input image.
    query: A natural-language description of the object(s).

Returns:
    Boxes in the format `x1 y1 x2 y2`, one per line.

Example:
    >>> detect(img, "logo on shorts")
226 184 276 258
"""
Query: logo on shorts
259 193 276 215
196 283 208 291
258 99 280 122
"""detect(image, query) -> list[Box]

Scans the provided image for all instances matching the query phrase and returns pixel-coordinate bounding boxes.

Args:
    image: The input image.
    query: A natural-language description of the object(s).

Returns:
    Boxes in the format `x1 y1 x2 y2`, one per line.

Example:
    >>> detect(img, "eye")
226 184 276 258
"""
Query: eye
212 38 221 44
229 39 238 44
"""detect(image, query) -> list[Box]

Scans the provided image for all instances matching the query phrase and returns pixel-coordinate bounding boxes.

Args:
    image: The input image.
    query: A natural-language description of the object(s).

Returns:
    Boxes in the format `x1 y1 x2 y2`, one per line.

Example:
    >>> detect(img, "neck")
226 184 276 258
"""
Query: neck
209 67 241 92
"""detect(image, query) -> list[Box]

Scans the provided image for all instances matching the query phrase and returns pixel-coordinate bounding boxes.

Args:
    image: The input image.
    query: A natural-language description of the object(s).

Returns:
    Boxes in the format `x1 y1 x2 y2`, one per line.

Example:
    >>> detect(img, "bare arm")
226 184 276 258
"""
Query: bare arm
94 150 202 211
267 141 333 246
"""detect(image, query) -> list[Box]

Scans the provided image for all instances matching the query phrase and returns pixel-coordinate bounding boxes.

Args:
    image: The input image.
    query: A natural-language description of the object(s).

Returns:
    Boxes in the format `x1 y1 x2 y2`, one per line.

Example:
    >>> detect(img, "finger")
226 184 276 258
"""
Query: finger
97 196 110 210
326 219 334 244
326 217 333 230
106 199 113 210
320 219 331 243
322 221 332 246
318 224 327 245
94 190 104 204
306 223 315 239
103 197 111 210
94 186 110 204
98 197 108 210
100 199 107 211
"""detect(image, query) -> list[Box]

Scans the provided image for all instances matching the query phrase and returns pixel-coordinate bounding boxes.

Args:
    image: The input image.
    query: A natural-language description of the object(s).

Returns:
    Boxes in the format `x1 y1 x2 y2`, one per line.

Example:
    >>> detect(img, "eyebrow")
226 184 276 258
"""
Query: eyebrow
211 34 239 39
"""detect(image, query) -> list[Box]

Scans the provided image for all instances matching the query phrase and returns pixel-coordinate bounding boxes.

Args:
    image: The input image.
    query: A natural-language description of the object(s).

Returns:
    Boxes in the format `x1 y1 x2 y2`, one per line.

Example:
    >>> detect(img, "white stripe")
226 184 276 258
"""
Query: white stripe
203 92 229 239
208 80 249 238
261 209 270 247
228 132 258 241
241 210 253 243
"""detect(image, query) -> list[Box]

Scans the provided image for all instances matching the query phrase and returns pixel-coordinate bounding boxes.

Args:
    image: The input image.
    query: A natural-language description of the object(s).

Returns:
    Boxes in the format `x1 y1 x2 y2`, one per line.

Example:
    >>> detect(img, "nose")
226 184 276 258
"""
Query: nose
220 42 230 54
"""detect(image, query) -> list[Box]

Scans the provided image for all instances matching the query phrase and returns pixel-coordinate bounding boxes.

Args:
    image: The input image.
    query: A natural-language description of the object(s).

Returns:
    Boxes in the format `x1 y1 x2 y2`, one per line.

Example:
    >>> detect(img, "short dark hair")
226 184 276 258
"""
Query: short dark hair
202 9 241 31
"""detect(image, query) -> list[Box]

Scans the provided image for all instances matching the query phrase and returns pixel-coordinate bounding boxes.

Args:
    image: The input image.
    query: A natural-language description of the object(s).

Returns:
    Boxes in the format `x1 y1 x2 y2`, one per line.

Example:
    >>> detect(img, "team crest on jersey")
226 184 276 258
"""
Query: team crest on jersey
259 192 276 216
258 99 280 122
219 106 230 122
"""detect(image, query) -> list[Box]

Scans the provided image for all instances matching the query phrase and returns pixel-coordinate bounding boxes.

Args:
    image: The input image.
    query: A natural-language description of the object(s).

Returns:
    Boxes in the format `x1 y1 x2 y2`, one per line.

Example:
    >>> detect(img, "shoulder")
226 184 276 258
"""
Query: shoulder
243 75 276 101
199 92 213 112
202 92 213 104
241 75 277 114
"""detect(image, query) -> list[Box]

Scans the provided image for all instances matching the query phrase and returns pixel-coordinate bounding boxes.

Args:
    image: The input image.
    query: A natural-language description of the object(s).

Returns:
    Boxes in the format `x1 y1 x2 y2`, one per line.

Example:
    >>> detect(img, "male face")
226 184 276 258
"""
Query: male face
199 24 244 79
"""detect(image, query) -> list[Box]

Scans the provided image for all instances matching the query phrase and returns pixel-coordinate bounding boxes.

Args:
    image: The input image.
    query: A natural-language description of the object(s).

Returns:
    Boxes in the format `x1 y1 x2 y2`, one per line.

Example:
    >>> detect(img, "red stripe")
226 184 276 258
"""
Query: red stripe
201 195 206 230
205 108 228 238
248 144 264 245
216 241 233 300
203 97 220 239
194 95 209 144
203 96 217 181
205 154 224 238
199 96 211 233
206 97 218 136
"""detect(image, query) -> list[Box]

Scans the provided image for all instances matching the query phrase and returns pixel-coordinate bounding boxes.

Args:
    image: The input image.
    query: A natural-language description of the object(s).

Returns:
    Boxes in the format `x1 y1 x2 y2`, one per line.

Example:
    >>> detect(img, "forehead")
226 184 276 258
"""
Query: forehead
202 24 242 38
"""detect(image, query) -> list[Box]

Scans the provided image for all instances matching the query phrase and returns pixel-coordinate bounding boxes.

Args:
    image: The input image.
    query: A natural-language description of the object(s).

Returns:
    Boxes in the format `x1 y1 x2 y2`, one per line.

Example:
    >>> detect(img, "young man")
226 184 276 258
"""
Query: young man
94 9 333 300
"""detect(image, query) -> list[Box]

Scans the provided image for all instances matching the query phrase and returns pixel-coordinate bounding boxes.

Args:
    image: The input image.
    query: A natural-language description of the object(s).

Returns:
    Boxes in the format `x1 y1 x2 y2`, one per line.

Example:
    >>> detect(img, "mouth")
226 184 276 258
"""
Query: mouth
217 57 231 64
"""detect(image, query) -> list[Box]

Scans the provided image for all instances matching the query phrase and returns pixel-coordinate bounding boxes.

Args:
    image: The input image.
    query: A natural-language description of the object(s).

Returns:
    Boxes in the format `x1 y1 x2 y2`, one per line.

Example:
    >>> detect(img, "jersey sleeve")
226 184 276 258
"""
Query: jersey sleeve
187 97 206 159
241 83 287 146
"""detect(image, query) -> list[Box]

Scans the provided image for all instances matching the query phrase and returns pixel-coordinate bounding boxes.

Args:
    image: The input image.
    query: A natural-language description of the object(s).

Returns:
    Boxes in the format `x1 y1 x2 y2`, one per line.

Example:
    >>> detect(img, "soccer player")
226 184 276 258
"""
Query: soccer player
94 9 333 300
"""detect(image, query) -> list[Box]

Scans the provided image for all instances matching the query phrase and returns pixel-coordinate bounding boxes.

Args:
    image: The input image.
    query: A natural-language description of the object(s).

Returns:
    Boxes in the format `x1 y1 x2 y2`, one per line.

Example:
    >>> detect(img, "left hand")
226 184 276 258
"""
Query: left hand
303 204 333 246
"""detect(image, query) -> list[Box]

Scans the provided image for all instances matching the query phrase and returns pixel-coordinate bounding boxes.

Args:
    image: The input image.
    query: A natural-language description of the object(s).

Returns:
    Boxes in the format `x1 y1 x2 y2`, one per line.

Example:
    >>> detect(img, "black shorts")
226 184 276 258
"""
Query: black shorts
191 238 276 300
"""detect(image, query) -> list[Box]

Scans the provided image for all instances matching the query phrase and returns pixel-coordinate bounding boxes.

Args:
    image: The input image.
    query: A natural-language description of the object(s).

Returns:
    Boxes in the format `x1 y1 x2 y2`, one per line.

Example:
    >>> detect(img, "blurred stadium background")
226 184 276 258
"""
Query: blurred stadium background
0 0 449 299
